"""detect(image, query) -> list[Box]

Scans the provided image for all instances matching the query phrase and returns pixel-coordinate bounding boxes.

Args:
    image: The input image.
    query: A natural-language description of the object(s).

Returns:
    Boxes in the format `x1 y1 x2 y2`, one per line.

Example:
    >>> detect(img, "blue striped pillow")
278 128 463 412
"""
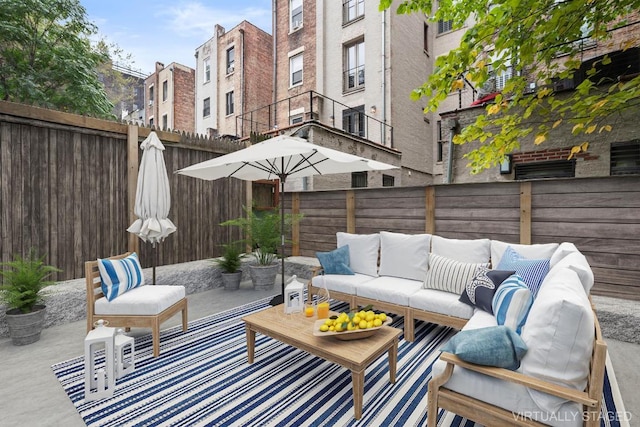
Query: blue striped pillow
492 274 533 335
496 246 550 297
98 253 145 301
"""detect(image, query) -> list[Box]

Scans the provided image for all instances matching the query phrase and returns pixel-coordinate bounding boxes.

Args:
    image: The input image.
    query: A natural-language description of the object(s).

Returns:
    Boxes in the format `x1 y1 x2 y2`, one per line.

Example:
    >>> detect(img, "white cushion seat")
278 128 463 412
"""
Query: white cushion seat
95 285 186 316
356 276 423 306
409 288 475 320
311 273 374 295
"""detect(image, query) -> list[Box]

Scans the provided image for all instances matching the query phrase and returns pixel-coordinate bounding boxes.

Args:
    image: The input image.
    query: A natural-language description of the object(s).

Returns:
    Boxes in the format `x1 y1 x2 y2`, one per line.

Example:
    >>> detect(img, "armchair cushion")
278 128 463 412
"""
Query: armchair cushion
97 252 144 301
336 232 379 277
94 284 186 315
441 325 528 370
316 245 354 275
431 236 491 263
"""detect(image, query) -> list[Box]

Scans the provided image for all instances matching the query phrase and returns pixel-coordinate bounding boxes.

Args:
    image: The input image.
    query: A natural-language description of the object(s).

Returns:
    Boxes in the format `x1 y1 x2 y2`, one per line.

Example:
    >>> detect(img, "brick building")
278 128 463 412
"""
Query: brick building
144 62 195 133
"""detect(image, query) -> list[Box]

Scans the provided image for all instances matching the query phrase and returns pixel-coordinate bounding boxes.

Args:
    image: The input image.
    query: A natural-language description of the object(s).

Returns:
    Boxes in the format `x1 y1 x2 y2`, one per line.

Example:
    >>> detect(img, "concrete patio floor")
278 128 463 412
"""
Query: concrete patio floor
0 282 637 427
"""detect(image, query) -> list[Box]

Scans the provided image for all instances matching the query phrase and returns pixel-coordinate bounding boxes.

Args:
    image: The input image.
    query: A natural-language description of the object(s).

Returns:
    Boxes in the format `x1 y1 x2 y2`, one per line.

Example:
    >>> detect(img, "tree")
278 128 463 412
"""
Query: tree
380 0 640 172
0 0 114 118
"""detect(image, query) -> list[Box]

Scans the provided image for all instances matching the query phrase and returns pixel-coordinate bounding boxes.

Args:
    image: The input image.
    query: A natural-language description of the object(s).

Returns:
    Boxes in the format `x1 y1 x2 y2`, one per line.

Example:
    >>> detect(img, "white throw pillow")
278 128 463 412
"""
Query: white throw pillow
490 240 558 267
432 235 491 263
378 231 431 281
424 253 489 294
520 267 594 414
336 232 379 277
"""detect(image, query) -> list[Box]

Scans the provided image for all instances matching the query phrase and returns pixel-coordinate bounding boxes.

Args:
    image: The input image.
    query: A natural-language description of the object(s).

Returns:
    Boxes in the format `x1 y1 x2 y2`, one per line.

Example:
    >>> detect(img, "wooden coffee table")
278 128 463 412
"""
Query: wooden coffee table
242 305 401 419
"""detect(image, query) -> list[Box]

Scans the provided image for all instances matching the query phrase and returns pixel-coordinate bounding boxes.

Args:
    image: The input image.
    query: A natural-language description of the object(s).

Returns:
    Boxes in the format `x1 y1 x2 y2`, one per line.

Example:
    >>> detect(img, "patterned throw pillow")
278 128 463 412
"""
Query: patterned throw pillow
459 267 515 314
98 253 145 301
496 246 550 297
316 245 354 275
492 274 534 334
423 254 489 294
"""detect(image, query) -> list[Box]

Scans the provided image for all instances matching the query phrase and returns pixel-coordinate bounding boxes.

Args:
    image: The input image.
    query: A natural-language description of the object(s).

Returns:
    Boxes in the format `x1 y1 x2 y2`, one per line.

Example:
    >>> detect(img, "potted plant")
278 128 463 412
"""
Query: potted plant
222 206 301 290
0 249 60 345
213 244 245 290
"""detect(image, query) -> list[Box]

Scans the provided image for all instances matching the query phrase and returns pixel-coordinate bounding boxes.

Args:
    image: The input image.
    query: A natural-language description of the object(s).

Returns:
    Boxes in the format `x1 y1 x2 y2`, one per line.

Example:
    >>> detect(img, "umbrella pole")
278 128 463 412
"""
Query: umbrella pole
269 174 287 306
153 242 157 285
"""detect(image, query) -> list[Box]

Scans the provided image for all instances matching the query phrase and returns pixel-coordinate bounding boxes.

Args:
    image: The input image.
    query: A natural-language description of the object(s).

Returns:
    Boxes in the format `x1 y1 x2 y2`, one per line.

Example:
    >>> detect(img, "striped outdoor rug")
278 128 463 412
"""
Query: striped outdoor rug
52 297 627 427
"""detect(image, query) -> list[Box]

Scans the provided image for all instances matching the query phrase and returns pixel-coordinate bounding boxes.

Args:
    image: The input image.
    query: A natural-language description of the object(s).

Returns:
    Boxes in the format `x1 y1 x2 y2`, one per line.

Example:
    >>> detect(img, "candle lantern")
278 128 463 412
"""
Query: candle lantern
84 319 116 401
114 329 135 379
284 275 304 314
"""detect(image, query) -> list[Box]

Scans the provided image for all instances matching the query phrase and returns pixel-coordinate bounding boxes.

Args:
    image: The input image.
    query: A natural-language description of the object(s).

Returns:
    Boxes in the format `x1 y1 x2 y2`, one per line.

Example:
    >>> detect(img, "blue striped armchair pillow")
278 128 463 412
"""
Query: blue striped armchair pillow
97 253 145 301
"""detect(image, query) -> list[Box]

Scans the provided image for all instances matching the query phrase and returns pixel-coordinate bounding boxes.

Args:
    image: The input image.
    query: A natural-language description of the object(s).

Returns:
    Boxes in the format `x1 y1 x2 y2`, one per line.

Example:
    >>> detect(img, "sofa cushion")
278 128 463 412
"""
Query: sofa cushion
315 245 354 275
378 231 431 281
423 254 489 294
491 240 558 267
459 267 515 314
520 267 594 414
549 242 580 267
356 276 423 306
492 274 533 334
97 253 145 301
547 251 594 294
311 273 373 295
441 325 528 370
431 236 491 263
496 246 550 297
94 285 185 316
336 232 379 277
409 288 475 319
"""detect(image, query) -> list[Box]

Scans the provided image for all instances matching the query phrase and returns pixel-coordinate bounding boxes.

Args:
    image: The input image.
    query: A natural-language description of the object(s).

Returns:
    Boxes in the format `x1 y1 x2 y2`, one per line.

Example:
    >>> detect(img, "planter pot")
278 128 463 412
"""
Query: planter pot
5 305 46 345
249 264 278 290
221 271 243 290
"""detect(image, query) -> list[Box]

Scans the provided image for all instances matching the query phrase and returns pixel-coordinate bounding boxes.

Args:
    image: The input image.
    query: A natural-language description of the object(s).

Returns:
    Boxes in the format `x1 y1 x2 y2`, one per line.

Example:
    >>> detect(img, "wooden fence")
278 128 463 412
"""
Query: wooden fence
288 178 640 301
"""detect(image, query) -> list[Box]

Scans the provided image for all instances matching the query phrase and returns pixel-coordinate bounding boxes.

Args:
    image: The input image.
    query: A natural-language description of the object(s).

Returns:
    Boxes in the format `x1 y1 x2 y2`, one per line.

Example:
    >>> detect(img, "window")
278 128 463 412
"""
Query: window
203 97 210 117
423 23 429 52
514 160 575 180
162 114 168 130
610 140 640 175
290 0 303 30
438 19 453 34
290 53 303 86
344 39 365 91
343 105 365 137
436 120 444 162
148 85 154 105
352 171 368 188
226 47 235 74
162 80 168 101
204 59 211 82
382 174 395 187
149 117 154 127
343 0 364 23
225 91 234 115
290 114 303 125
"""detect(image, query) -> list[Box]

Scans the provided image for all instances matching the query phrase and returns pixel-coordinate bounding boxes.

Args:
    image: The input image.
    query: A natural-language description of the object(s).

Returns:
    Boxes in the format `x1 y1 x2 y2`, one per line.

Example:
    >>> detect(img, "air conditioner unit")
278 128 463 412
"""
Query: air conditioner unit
227 65 234 74
552 78 575 92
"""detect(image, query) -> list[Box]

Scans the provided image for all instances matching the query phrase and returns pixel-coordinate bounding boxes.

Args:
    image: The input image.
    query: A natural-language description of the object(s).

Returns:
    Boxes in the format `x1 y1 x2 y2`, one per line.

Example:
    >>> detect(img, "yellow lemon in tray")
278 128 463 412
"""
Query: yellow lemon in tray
379 313 387 322
373 318 382 327
359 320 368 329
319 324 329 332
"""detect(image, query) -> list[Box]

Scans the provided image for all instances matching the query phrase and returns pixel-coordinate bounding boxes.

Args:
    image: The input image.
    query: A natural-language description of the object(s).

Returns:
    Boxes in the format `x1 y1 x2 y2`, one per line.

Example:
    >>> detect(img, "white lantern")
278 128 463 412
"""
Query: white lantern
114 329 135 379
284 275 304 314
84 319 116 401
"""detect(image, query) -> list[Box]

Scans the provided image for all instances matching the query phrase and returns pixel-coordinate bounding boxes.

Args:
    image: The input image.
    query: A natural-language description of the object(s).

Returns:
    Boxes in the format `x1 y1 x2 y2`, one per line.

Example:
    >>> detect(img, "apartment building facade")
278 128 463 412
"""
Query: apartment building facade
144 62 195 133
195 21 273 137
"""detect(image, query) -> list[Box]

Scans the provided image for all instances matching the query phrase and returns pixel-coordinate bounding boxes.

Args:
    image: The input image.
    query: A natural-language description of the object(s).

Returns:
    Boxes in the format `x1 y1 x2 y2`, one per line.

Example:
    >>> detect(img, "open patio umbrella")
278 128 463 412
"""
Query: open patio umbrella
176 134 397 305
127 131 177 284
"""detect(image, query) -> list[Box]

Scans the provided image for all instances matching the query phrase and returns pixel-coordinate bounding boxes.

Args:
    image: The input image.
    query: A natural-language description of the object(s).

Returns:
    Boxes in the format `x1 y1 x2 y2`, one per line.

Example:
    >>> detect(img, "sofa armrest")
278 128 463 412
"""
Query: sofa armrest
438 352 598 407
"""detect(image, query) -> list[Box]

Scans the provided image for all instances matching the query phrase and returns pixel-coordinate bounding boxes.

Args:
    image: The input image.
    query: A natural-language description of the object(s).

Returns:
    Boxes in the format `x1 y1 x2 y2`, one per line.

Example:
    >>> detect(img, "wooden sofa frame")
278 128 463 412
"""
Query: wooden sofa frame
308 271 608 427
85 252 188 357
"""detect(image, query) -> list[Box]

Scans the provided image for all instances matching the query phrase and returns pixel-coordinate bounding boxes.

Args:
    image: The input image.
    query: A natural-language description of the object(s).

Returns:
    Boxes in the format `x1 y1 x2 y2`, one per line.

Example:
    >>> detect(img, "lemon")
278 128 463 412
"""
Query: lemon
379 313 387 321
347 322 356 331
358 310 366 318
329 326 335 331
359 320 368 329
365 313 375 322
319 324 329 332
373 318 382 327
324 319 333 325
353 316 361 324
367 321 374 328
335 324 344 332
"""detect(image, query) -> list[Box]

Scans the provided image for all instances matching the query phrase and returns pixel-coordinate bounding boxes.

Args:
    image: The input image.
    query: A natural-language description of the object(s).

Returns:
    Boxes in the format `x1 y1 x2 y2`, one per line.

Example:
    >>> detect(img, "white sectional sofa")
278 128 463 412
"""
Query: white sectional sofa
309 232 607 427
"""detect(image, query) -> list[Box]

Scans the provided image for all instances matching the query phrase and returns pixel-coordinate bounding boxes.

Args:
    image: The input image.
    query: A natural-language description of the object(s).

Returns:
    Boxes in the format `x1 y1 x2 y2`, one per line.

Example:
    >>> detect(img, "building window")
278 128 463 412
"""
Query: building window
290 0 303 30
204 59 211 82
290 53 303 86
162 114 168 130
514 160 576 180
226 47 235 74
148 85 154 105
343 105 365 138
382 174 395 187
352 171 368 188
436 120 444 162
203 97 210 117
344 39 365 91
423 23 429 52
149 117 154 127
610 140 640 175
225 91 234 115
343 0 364 24
438 19 453 34
162 80 168 101
290 114 303 125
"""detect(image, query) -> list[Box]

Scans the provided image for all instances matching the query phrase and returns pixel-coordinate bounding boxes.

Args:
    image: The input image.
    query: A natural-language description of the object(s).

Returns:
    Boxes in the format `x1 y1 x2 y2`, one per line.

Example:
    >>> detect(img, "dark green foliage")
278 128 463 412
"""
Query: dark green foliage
214 244 246 273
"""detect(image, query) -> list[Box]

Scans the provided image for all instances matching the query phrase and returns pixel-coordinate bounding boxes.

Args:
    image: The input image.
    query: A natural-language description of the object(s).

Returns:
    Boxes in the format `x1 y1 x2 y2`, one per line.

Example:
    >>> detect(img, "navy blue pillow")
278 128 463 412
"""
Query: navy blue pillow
316 245 354 275
459 267 515 314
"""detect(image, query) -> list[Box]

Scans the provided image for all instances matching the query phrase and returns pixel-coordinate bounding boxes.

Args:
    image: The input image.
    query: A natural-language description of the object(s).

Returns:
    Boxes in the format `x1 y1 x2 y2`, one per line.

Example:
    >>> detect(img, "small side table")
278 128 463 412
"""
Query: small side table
84 320 116 401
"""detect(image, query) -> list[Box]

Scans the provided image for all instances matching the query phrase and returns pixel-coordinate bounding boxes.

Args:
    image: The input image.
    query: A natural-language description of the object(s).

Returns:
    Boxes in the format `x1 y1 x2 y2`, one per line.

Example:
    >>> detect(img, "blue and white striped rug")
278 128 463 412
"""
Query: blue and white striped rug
52 298 627 427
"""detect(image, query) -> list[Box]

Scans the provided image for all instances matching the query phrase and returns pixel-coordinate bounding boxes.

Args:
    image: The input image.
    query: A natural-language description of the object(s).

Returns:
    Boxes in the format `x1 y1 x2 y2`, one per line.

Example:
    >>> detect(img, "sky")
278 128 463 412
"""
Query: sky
81 0 273 75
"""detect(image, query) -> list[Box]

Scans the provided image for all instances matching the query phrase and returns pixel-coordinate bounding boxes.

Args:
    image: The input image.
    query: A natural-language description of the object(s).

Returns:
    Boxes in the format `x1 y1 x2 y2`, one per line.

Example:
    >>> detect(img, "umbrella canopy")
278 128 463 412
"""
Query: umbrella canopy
177 134 398 304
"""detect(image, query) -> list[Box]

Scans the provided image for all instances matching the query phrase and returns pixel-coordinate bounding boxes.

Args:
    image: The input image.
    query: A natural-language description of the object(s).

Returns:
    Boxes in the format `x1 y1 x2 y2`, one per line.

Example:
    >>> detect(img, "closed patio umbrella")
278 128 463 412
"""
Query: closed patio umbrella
177 134 397 305
127 131 177 284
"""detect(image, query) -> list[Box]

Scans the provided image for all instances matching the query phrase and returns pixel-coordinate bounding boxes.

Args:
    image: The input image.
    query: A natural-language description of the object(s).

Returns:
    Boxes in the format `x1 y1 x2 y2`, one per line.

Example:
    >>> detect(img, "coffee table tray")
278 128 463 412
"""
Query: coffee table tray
312 317 393 340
